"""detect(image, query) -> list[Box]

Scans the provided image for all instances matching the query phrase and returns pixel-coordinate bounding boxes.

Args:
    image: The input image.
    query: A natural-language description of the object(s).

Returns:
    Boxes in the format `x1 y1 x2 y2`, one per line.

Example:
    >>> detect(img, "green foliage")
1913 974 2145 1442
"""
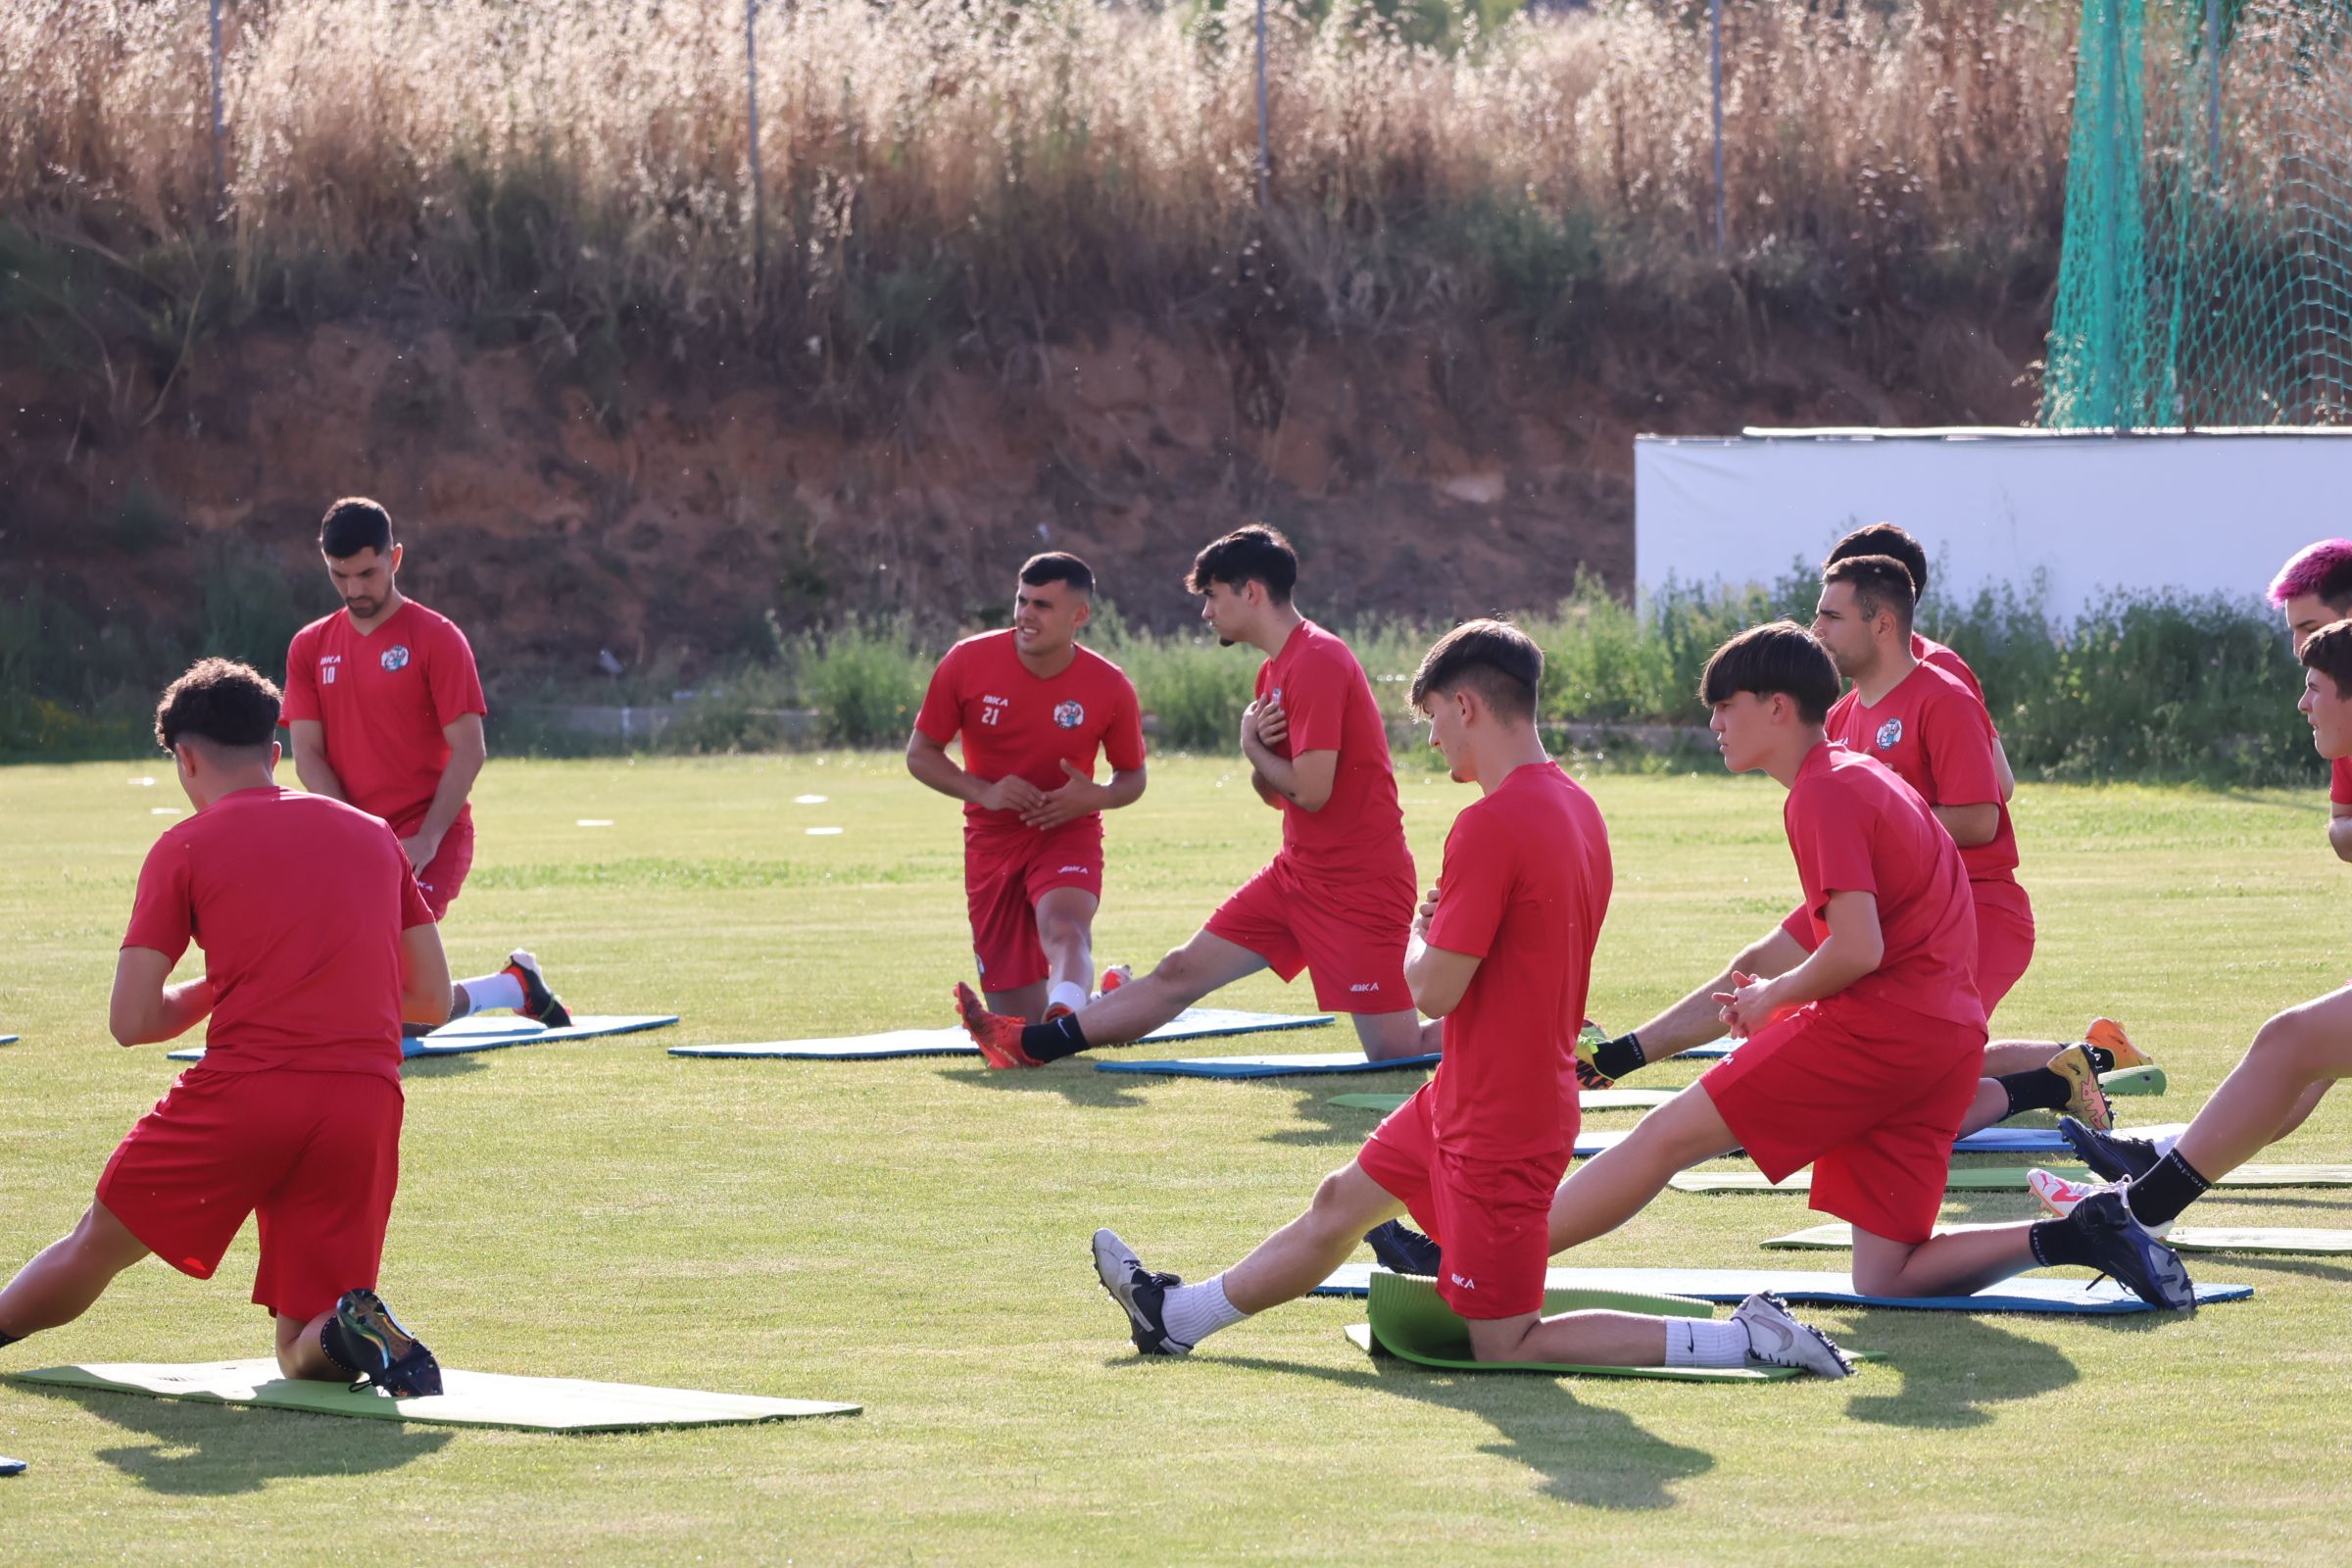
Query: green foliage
1090 608 1261 752
794 620 931 747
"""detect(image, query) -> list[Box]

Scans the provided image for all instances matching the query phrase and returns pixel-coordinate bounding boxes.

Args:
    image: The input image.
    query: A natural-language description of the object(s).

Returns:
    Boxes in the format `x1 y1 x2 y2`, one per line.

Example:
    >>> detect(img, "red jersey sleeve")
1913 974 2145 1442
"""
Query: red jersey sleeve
1788 774 1882 920
2333 757 2352 807
1778 903 1823 952
280 624 320 724
1103 670 1147 772
1281 644 1346 756
122 835 195 960
913 645 965 745
1930 647 1987 705
1428 808 1511 960
425 618 489 726
1920 682 2002 807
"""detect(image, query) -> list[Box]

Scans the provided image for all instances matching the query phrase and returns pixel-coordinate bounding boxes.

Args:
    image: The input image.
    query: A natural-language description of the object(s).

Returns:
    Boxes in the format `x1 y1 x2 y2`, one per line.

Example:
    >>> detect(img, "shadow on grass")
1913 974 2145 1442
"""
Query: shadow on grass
2181 1254 2352 1285
951 1060 1153 1109
398 1054 493 1081
1207 1352 1712 1510
1836 1310 2082 1430
1262 1090 1389 1150
18 1383 452 1495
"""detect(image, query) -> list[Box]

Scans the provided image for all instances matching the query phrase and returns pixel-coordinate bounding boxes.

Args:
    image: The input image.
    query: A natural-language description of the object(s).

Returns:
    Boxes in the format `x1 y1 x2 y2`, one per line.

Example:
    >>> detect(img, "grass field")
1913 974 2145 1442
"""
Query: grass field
4 753 2352 1563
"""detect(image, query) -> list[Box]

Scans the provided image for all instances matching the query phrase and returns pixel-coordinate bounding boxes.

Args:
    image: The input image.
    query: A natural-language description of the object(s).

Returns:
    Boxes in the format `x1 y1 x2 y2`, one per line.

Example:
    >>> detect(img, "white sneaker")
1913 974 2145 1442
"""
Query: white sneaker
1731 1292 1854 1378
2028 1167 2175 1237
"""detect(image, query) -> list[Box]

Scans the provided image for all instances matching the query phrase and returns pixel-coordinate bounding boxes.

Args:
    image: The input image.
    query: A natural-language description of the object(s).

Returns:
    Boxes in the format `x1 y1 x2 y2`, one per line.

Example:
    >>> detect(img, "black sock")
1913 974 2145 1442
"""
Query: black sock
2126 1150 2212 1229
1592 1032 1646 1081
0 1329 18 1350
2082 1043 2117 1074
1998 1068 2071 1117
1022 1013 1092 1064
2029 1218 2098 1268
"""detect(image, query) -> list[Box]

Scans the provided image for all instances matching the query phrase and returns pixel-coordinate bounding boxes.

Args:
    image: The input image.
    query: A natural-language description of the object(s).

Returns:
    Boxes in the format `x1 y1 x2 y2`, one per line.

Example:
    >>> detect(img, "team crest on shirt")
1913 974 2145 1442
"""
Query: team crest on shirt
380 645 411 673
1875 717 1903 750
1054 700 1085 729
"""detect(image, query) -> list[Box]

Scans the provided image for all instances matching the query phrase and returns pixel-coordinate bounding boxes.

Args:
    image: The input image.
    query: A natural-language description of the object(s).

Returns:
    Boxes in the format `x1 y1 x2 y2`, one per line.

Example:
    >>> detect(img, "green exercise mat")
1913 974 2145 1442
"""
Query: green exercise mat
1669 1163 2352 1195
7 1359 859 1433
1346 1271 1873 1383
2101 1064 2166 1097
1764 1220 2352 1255
1329 1088 1678 1115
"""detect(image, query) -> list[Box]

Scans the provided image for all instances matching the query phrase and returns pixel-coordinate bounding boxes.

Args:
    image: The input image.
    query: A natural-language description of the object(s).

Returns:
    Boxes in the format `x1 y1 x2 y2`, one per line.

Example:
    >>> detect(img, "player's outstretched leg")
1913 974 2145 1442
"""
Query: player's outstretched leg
1954 1043 2112 1136
1545 1086 1743 1254
1351 1009 1441 1064
956 930 1268 1067
449 951 570 1028
1982 1018 2151 1078
293 1288 443 1396
0 1202 151 1345
1847 1200 2195 1311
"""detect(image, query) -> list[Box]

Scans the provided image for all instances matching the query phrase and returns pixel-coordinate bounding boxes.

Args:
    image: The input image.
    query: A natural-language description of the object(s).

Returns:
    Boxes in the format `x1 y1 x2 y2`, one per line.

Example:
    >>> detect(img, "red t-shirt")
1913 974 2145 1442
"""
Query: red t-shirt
1912 631 1987 708
122 787 433 1085
1777 745 1984 1029
1826 662 2019 885
1256 620 1412 884
2332 756 2352 807
1426 762 1613 1161
281 600 488 836
913 631 1146 839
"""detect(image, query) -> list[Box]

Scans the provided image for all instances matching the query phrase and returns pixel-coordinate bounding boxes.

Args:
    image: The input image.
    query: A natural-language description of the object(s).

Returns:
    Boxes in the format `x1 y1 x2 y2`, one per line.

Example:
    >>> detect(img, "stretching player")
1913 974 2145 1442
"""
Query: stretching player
0 660 449 1394
1094 621 1855 1373
956 524 1434 1064
2052 542 2352 1185
2034 620 2352 1233
1382 625 2192 1309
907 553 1148 1021
283 498 567 1029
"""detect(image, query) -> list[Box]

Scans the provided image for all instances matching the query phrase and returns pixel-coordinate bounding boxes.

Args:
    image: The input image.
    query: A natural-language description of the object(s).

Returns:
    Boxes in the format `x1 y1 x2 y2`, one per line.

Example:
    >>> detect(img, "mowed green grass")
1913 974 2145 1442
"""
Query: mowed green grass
4 754 2352 1564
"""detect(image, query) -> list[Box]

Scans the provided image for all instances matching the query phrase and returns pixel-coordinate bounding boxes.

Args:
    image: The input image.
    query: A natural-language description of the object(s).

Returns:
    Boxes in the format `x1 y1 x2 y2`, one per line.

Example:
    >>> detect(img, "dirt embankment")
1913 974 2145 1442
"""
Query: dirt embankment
1 302 2042 686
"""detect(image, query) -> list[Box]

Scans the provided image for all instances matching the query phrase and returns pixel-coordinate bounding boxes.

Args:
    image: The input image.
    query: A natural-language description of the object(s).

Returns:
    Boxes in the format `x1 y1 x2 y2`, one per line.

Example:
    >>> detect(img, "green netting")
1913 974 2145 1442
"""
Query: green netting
2044 0 2352 427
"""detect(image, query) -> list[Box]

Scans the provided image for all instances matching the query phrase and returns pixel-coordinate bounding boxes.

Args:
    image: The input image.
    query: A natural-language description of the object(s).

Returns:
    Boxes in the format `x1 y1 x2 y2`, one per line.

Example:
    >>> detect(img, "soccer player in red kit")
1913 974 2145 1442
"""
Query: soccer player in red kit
282 498 568 1029
2054 540 2352 1185
1091 621 1855 1373
0 660 455 1393
1530 624 2191 1309
956 525 1436 1066
907 553 1148 1021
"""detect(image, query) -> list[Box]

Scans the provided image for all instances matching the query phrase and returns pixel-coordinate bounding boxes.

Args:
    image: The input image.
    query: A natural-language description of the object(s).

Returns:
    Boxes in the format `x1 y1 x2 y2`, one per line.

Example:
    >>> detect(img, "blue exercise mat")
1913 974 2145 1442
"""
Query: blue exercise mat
0 1455 21 1476
0 1035 18 1047
1094 1049 1440 1079
1309 1263 2249 1314
170 1015 681 1062
1566 1122 2189 1158
669 1007 1334 1060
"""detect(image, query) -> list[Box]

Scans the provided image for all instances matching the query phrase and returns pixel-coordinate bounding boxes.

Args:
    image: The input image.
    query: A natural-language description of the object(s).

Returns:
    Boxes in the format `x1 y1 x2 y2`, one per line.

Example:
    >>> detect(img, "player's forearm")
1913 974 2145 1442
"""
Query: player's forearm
1931 803 1999 847
416 751 482 846
906 741 987 805
1627 974 1740 1057
292 748 348 804
1242 733 1318 809
110 977 215 1047
1760 930 1881 1011
1098 768 1147 810
2331 814 2352 863
1993 739 2016 804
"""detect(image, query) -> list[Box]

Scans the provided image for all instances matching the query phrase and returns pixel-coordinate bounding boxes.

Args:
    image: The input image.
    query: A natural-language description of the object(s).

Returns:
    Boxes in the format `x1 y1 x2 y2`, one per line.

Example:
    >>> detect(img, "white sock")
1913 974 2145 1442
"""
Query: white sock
1664 1317 1751 1368
457 970 525 1014
1048 980 1089 1015
1160 1274 1250 1348
2152 1132 2181 1158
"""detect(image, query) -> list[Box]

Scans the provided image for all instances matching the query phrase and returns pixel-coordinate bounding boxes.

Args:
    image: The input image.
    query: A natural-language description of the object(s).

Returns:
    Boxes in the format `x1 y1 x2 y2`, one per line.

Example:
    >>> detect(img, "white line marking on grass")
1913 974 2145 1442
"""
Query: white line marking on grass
806 826 844 836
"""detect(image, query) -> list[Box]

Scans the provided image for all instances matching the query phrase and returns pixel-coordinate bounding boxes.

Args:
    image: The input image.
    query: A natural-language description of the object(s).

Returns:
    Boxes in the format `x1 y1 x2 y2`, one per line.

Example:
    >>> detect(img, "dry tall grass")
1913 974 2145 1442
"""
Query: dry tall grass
0 0 2079 365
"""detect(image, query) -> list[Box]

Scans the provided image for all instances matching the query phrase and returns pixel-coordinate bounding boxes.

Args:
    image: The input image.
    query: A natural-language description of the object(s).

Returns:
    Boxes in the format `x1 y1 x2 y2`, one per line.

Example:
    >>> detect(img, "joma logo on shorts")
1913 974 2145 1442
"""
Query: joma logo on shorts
1449 1273 1476 1291
1348 982 1381 993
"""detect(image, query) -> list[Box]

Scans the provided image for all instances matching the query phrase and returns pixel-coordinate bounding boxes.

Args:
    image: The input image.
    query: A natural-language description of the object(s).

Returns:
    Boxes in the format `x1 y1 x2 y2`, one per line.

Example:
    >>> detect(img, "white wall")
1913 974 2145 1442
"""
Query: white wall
1634 428 2352 615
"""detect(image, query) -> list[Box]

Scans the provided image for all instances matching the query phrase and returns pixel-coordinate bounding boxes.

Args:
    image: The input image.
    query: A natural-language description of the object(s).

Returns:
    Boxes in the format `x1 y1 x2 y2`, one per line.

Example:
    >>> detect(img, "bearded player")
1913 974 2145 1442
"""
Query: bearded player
282 498 568 1030
908 553 1148 1022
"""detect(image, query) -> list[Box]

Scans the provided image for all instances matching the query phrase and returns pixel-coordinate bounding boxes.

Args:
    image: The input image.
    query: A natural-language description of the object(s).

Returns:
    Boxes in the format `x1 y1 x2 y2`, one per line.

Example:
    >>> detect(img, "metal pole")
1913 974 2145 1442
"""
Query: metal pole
1254 0 1269 209
2204 0 2222 171
209 0 227 220
747 0 765 299
1710 0 1725 259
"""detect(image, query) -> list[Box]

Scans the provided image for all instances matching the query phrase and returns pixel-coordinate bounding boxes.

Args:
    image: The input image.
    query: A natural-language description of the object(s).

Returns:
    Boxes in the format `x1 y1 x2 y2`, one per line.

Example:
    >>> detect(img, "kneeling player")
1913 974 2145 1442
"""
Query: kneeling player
2033 619 2352 1229
0 661 451 1393
1093 621 1854 1374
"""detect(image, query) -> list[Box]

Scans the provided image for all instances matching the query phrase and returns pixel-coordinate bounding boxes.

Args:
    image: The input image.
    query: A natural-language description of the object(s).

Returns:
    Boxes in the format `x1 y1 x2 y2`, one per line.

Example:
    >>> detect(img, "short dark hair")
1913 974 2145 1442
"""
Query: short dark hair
1825 522 1930 601
1823 553 1918 635
2302 619 2352 697
319 497 394 559
1409 618 1543 723
1019 552 1095 595
1185 523 1298 603
1699 621 1840 724
2269 540 2352 615
155 658 281 753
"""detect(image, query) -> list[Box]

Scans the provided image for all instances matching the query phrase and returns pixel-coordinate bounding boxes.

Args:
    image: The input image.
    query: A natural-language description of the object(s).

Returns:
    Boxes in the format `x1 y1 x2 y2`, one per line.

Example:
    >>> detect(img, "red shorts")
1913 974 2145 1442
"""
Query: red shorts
1357 1083 1567 1319
414 814 475 922
1204 854 1414 1014
1970 879 2035 1015
1700 994 1984 1244
97 1067 405 1321
965 820 1104 994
